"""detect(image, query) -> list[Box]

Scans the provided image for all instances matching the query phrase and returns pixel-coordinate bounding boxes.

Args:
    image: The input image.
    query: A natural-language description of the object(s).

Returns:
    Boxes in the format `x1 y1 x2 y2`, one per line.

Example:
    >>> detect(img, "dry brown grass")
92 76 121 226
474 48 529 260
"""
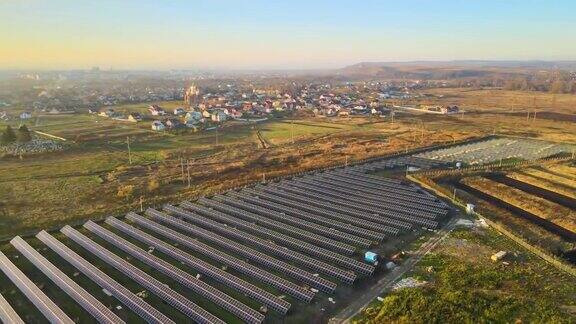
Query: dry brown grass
416 88 576 115
508 164 576 200
403 88 576 144
463 177 576 233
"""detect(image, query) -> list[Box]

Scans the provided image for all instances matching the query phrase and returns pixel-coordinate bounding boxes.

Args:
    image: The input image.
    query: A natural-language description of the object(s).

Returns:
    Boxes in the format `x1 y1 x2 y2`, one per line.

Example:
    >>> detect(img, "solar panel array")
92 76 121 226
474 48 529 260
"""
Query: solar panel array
105 216 291 314
10 236 125 324
36 230 174 324
61 225 225 324
0 250 74 324
415 137 576 164
0 154 450 323
0 293 24 324
83 220 264 324
147 207 339 292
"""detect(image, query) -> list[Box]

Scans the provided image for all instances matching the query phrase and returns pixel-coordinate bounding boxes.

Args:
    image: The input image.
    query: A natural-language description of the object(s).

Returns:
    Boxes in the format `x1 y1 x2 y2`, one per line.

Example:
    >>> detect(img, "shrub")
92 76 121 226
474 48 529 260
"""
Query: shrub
16 125 32 143
147 178 160 193
1 126 16 145
117 184 134 199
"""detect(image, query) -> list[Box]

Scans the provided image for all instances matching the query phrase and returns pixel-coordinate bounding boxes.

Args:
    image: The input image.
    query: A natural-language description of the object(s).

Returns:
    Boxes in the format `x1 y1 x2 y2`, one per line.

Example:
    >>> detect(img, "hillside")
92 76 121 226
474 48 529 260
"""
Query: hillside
337 60 576 79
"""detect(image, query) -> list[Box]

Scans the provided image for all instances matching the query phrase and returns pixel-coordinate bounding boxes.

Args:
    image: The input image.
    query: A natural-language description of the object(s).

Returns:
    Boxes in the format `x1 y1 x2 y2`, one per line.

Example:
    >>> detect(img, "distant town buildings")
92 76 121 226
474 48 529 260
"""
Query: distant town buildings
19 111 32 119
148 105 166 116
151 120 165 131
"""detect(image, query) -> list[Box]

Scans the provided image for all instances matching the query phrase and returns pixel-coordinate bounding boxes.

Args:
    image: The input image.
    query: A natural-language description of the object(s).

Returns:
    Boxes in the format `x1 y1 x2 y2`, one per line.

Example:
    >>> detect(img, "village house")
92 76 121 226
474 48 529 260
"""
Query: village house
211 110 228 122
19 111 32 119
148 105 166 116
185 111 203 123
441 105 460 114
165 118 183 129
128 112 143 122
228 109 242 119
98 108 116 118
173 107 186 115
151 120 165 131
338 109 350 117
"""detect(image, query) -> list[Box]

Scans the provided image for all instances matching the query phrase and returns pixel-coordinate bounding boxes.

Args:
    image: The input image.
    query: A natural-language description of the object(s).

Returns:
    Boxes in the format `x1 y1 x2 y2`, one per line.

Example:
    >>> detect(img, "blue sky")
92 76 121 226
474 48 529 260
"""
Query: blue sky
1 0 575 69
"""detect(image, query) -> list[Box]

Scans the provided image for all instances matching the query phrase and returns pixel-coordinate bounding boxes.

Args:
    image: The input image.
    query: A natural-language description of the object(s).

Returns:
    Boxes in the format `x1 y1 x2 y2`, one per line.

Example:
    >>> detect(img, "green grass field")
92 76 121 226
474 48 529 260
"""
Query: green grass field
259 120 353 145
353 226 576 323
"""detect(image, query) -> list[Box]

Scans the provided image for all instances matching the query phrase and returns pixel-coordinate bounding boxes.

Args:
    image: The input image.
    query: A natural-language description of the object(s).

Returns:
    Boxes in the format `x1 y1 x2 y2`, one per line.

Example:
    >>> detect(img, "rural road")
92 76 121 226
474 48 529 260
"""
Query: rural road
329 216 459 324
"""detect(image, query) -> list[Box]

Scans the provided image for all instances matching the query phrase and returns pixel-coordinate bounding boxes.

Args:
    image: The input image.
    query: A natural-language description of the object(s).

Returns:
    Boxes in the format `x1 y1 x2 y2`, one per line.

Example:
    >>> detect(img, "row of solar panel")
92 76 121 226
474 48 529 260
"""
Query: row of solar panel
164 204 358 284
273 182 439 229
0 155 448 323
298 175 448 214
193 198 374 274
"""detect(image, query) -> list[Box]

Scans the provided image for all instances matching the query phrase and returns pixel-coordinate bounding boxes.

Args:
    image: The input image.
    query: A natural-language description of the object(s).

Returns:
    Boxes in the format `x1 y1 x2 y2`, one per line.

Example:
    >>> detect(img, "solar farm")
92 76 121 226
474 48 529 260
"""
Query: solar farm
415 137 575 165
0 156 451 323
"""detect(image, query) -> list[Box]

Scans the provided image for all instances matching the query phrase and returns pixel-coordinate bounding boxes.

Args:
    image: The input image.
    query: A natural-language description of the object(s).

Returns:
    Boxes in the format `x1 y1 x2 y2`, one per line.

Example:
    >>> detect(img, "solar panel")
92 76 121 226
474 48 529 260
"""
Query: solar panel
124 213 309 305
10 236 125 324
190 199 373 275
0 293 24 324
290 178 434 214
36 230 174 324
217 193 364 250
272 183 414 231
277 181 441 228
239 188 385 241
228 190 374 246
299 176 448 214
0 250 74 324
254 186 400 236
144 209 338 293
209 195 355 255
167 204 358 283
83 221 263 324
105 217 292 314
60 225 224 324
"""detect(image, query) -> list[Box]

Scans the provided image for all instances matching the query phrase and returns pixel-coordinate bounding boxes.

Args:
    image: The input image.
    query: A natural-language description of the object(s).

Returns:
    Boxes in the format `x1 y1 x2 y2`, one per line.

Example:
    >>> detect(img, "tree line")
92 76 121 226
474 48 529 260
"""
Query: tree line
1 125 32 145
432 70 576 94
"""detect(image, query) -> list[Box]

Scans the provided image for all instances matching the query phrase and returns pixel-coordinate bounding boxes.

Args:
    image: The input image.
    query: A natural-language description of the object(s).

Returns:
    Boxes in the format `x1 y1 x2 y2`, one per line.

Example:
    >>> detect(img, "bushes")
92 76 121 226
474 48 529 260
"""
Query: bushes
147 178 160 193
1 126 16 145
16 125 32 143
116 184 134 199
356 253 572 324
1 125 32 145
366 287 565 324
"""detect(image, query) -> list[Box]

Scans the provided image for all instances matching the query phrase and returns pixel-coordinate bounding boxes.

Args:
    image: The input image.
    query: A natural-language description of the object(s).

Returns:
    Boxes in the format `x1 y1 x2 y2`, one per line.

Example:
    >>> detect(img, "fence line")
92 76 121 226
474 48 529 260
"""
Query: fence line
411 156 572 178
407 174 576 277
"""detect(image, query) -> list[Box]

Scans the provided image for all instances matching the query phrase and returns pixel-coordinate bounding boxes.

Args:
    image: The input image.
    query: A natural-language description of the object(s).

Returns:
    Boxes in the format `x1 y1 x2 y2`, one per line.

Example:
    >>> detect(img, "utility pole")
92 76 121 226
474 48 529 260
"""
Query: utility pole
420 121 425 144
127 136 132 165
533 111 537 122
262 173 266 182
139 196 143 212
180 157 185 183
187 159 191 188
291 119 294 144
345 155 348 167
